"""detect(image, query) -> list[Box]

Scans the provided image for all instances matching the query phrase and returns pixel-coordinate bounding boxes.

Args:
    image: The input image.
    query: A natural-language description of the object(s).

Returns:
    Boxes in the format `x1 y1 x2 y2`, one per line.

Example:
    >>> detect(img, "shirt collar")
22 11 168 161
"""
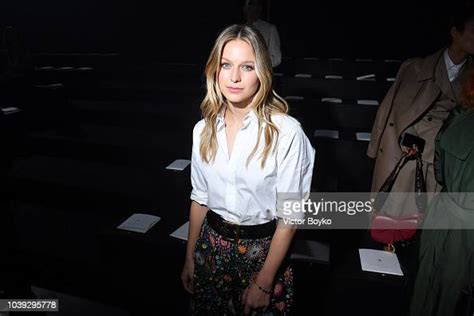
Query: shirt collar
444 48 466 81
216 106 258 130
216 107 225 129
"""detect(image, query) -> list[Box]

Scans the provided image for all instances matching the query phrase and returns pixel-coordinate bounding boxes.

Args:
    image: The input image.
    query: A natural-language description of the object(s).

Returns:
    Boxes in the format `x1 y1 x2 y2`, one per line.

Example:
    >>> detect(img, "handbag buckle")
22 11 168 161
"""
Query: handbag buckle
384 244 395 253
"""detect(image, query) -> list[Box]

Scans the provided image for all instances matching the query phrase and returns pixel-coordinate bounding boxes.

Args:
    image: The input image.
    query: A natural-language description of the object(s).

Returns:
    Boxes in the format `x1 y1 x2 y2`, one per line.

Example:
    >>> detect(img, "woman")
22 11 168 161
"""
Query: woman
181 24 315 315
410 68 474 316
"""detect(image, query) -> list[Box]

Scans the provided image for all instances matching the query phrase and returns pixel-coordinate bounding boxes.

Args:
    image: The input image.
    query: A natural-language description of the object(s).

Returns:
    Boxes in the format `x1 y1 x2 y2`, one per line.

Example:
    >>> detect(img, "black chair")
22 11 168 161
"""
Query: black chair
278 76 391 102
305 100 378 134
311 131 374 193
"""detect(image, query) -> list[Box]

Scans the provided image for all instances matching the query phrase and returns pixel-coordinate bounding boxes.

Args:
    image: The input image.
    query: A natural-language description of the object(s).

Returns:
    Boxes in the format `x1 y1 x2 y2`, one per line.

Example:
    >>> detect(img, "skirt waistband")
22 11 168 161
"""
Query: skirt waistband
206 210 276 241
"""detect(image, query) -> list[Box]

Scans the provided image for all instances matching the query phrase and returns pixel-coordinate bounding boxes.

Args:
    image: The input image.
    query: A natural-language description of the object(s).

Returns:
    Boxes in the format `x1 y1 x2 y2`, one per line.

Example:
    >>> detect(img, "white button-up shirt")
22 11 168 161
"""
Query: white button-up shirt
444 48 466 82
190 110 315 225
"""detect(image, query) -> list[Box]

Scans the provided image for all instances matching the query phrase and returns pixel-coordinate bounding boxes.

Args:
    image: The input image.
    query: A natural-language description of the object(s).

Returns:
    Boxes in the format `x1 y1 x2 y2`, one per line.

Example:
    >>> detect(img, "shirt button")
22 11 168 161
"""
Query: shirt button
389 122 394 127
379 148 383 153
427 117 433 121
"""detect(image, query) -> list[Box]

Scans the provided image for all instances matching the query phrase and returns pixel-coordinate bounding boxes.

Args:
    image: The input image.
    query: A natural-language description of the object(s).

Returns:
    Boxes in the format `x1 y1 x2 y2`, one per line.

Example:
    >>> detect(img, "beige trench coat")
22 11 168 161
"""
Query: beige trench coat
367 49 464 215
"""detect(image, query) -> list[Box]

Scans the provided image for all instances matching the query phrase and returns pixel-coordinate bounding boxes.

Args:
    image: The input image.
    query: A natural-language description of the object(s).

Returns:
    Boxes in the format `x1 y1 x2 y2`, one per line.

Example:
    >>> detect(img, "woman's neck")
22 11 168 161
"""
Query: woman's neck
225 104 251 125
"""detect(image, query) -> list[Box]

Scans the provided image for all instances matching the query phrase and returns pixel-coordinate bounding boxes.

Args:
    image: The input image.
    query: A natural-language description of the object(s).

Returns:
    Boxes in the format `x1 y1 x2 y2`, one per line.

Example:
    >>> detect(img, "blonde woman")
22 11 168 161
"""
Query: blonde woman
181 24 315 315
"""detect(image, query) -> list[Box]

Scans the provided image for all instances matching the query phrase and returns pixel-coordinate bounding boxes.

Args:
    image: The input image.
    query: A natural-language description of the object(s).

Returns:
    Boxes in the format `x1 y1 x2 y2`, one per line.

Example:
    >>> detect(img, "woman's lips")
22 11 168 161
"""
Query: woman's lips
227 87 243 93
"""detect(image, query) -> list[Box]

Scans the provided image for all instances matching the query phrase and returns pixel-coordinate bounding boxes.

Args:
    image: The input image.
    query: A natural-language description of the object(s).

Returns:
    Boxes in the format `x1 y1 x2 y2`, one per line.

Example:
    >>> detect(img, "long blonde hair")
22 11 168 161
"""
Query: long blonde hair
199 24 288 168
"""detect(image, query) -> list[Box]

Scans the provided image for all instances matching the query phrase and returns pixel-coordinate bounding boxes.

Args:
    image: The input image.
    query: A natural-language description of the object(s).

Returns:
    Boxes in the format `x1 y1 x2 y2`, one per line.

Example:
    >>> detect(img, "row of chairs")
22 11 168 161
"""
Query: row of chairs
286 96 378 135
32 52 120 68
310 132 374 193
275 75 392 101
275 57 402 80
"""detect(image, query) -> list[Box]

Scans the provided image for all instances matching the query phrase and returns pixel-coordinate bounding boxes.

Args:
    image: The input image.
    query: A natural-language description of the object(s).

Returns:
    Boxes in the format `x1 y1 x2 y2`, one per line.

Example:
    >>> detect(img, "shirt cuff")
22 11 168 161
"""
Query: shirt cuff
190 190 207 206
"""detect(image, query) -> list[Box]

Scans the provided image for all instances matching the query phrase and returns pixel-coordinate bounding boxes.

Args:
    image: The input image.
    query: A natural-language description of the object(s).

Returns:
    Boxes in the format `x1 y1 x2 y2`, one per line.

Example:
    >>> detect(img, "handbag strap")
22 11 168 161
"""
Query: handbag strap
378 153 409 193
373 153 408 211
415 152 427 214
374 151 427 214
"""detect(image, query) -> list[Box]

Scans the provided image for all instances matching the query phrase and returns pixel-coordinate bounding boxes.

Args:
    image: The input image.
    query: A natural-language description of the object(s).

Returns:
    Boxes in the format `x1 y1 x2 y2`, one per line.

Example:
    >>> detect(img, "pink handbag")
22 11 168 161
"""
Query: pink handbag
369 152 426 251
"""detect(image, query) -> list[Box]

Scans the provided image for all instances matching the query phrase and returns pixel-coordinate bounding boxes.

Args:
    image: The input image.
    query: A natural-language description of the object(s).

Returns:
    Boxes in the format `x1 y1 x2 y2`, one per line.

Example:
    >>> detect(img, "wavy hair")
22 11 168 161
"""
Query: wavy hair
199 24 288 168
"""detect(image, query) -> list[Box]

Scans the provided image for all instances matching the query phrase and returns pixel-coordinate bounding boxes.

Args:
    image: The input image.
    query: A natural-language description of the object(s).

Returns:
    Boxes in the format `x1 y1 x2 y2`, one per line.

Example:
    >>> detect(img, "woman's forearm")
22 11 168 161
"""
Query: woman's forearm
185 201 209 262
256 223 297 287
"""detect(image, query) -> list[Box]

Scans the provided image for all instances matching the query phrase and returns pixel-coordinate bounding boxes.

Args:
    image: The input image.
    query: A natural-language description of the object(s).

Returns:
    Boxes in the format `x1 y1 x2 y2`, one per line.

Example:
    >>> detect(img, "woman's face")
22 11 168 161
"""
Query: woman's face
218 39 260 109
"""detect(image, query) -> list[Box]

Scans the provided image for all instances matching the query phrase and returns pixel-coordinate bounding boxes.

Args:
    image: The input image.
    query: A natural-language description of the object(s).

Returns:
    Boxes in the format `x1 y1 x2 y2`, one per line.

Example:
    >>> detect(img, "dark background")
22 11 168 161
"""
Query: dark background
0 1 460 315
0 0 451 63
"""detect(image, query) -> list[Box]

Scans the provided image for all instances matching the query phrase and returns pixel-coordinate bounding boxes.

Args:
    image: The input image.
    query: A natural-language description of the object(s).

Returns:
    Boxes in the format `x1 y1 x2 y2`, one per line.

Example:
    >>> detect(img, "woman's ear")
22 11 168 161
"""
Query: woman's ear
451 26 460 42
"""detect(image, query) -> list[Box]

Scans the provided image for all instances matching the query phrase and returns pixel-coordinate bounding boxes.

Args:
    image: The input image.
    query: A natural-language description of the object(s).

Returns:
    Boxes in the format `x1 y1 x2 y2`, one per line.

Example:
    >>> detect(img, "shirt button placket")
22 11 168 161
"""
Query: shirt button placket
228 131 241 219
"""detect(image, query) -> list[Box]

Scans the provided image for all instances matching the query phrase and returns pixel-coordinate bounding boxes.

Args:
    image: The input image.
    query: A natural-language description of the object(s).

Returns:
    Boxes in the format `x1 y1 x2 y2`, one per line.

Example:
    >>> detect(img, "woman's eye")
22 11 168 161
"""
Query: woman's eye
221 63 231 69
242 65 254 71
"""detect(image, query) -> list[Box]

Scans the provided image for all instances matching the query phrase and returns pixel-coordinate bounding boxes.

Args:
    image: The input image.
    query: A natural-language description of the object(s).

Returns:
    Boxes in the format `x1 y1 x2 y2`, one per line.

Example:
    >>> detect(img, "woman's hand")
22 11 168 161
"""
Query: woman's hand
402 144 418 157
181 258 194 294
242 277 272 315
401 144 419 157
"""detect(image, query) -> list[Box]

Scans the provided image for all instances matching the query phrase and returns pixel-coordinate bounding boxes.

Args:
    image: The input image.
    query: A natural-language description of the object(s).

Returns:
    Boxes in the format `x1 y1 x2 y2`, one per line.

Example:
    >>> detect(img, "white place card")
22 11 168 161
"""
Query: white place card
357 99 379 106
117 213 161 234
359 248 404 276
325 75 343 79
356 74 376 81
170 221 189 241
321 97 342 103
165 159 191 171
294 73 312 78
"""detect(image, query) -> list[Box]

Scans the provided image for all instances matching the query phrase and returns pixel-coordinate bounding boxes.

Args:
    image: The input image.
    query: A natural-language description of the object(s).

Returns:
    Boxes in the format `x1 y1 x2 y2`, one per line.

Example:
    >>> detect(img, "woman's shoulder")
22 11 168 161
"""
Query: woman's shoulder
271 114 303 134
192 119 206 141
193 119 206 133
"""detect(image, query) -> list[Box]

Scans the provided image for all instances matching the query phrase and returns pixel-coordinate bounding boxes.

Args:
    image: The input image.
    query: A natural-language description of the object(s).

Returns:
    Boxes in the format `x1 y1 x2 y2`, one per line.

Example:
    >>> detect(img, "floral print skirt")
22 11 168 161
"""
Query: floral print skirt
192 218 293 315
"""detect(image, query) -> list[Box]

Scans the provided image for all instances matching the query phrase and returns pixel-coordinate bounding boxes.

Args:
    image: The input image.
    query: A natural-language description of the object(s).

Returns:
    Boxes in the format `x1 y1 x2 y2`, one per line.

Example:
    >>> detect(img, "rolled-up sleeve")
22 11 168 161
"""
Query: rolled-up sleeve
190 122 208 205
276 122 315 219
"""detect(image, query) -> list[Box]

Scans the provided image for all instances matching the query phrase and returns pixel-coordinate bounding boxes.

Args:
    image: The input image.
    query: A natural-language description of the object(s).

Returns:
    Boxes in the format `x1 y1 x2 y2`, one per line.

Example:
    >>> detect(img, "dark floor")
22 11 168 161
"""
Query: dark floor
0 54 414 315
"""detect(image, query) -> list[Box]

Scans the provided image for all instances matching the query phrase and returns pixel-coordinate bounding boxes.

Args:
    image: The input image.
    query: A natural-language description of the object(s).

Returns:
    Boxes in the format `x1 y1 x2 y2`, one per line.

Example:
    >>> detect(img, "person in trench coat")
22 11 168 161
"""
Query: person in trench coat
368 6 474 216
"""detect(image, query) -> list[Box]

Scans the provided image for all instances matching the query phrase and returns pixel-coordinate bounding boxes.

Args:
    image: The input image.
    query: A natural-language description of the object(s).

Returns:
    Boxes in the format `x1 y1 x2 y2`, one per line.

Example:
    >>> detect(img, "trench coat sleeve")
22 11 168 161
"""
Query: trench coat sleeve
367 60 415 158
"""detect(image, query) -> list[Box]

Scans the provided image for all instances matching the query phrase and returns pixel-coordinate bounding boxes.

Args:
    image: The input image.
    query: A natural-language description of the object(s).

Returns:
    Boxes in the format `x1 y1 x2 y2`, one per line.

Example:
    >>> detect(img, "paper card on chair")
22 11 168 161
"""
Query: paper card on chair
1 107 21 114
165 159 191 171
285 96 305 101
170 221 189 241
294 73 312 78
358 248 403 276
117 213 161 233
356 74 376 80
324 75 343 79
321 97 342 103
356 132 371 141
357 99 379 106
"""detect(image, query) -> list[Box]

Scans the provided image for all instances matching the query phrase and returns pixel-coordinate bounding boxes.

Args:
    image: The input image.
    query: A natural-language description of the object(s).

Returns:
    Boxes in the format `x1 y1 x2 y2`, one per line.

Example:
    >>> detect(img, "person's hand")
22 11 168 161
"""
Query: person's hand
242 278 271 315
401 144 419 157
181 258 194 294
